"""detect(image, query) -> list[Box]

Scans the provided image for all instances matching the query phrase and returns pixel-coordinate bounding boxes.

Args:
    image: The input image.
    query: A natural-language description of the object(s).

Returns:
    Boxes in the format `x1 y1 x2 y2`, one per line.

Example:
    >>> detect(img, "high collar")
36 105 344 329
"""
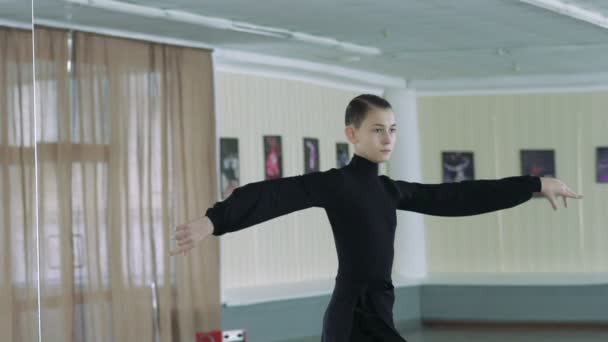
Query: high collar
346 153 379 177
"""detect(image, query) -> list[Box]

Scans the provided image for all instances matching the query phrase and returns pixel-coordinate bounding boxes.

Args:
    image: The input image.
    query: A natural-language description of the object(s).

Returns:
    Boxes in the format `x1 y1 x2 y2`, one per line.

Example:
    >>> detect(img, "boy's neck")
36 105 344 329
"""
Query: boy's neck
348 153 379 176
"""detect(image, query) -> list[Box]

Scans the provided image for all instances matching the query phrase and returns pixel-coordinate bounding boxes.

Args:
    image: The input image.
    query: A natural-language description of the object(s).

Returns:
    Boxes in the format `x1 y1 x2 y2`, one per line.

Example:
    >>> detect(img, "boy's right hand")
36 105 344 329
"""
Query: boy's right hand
169 216 214 256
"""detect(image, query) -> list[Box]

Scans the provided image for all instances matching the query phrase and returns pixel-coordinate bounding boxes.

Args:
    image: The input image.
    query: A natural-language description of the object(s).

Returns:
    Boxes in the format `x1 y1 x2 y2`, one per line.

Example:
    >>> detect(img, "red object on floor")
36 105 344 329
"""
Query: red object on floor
196 330 222 342
196 329 247 342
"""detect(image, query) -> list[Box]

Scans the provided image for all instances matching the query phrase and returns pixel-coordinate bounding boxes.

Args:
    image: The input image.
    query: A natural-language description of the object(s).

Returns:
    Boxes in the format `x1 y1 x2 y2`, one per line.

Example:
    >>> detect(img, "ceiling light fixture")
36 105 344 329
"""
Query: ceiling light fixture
62 0 382 55
519 0 608 29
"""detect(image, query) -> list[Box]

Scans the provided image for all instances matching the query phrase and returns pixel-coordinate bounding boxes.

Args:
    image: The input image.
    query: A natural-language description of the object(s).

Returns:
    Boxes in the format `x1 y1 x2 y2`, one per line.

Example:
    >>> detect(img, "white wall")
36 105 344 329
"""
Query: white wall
215 71 379 292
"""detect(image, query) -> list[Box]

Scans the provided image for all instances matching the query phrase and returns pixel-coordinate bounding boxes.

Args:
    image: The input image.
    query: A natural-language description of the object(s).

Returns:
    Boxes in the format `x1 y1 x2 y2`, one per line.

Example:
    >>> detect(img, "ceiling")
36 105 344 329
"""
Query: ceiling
3 0 608 84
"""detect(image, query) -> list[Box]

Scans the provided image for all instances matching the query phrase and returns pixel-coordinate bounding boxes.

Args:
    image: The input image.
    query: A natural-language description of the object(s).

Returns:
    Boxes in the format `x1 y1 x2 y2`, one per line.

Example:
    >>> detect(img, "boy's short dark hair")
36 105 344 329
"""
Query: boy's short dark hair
345 94 392 128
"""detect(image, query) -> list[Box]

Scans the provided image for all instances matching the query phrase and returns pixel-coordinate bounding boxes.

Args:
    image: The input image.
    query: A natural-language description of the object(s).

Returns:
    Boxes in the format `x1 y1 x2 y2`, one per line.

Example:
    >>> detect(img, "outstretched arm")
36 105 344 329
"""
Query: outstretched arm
395 176 582 217
170 169 338 256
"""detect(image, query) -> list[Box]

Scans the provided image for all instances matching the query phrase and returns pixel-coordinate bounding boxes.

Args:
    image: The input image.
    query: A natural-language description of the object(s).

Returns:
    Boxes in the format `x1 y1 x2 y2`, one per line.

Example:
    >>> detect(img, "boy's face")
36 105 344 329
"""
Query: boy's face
345 107 396 163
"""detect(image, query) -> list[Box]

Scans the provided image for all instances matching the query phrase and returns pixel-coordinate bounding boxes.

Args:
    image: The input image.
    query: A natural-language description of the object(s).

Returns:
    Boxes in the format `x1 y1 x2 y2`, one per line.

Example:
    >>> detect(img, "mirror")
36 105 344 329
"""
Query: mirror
30 1 608 342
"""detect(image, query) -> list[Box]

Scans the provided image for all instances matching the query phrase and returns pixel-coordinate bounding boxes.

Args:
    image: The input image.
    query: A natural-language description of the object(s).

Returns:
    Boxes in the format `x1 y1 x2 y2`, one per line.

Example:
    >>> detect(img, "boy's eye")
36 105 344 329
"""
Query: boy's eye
375 128 396 133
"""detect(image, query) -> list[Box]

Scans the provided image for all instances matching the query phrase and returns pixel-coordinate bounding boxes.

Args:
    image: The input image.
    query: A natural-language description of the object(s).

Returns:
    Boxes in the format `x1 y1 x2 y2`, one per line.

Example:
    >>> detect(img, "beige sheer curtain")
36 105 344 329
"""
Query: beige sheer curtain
34 27 219 342
0 27 39 342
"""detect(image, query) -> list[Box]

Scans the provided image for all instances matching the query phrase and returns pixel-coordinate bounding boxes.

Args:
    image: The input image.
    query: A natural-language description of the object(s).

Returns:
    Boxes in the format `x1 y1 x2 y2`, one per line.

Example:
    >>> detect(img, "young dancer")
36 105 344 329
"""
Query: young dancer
170 94 583 341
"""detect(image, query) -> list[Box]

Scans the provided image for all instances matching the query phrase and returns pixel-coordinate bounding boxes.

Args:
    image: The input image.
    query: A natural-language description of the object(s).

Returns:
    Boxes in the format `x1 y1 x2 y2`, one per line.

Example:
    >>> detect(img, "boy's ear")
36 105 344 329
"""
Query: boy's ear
344 126 357 144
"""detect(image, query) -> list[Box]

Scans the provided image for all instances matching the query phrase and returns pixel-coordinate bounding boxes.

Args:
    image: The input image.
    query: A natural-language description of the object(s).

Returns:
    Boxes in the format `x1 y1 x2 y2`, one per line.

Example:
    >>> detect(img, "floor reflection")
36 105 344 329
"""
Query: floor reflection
281 324 608 342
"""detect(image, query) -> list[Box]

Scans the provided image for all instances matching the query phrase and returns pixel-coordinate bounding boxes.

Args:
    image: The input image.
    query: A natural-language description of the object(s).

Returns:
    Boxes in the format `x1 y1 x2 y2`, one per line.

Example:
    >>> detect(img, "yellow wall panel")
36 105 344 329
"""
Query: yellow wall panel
418 91 608 274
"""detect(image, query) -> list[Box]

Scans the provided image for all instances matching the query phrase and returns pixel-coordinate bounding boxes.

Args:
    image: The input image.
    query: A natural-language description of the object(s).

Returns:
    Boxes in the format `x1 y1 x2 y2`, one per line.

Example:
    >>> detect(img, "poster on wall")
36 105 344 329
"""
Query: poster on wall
597 147 608 183
520 150 556 177
219 138 240 199
442 151 475 182
264 135 283 180
521 149 555 198
336 143 350 168
303 138 320 174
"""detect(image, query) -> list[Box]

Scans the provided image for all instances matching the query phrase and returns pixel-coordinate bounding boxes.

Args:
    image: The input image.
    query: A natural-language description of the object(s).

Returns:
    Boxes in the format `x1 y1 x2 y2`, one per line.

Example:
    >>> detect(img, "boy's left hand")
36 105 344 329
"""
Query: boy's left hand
540 177 583 210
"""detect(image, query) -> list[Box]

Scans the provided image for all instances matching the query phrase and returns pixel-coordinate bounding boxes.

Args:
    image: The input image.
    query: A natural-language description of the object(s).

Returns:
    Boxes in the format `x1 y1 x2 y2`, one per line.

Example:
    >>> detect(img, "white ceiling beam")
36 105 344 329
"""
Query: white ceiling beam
413 71 608 95
214 49 406 89
0 18 32 30
519 0 608 29
33 18 405 90
63 0 382 56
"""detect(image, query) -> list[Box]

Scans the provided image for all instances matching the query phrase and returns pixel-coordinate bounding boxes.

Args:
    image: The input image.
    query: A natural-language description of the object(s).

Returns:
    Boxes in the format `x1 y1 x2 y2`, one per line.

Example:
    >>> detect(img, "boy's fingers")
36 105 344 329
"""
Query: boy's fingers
571 191 583 199
170 245 194 256
548 196 557 210
171 226 187 239
565 190 583 199
174 231 189 240
178 238 192 246
562 196 567 208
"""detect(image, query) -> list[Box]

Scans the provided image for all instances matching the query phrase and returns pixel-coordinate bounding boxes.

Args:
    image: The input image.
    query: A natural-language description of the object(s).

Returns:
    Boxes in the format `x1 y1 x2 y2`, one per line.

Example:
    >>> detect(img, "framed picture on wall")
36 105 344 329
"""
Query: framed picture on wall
219 138 240 199
263 135 283 180
303 138 320 174
520 150 556 177
597 147 608 183
336 143 350 168
442 151 475 182
521 149 555 198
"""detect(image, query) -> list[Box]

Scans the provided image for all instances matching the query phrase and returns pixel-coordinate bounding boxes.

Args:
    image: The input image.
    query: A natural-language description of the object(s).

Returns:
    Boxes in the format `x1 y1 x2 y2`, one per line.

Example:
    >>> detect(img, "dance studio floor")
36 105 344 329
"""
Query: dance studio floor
281 324 608 342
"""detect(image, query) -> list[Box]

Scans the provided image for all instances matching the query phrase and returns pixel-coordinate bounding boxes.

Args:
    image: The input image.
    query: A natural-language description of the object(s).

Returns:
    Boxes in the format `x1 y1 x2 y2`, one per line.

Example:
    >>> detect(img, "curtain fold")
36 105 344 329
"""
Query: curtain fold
33 27 219 342
0 26 39 342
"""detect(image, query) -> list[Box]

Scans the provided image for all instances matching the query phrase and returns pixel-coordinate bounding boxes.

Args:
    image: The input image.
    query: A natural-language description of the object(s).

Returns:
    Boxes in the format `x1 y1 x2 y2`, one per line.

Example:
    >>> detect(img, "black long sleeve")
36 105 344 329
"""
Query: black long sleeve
204 154 541 285
395 175 541 216
206 169 340 236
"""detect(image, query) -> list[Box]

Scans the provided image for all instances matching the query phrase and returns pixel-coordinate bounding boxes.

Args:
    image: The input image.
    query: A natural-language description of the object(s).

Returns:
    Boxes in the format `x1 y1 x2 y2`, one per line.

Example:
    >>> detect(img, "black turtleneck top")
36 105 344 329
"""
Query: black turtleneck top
205 153 541 282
